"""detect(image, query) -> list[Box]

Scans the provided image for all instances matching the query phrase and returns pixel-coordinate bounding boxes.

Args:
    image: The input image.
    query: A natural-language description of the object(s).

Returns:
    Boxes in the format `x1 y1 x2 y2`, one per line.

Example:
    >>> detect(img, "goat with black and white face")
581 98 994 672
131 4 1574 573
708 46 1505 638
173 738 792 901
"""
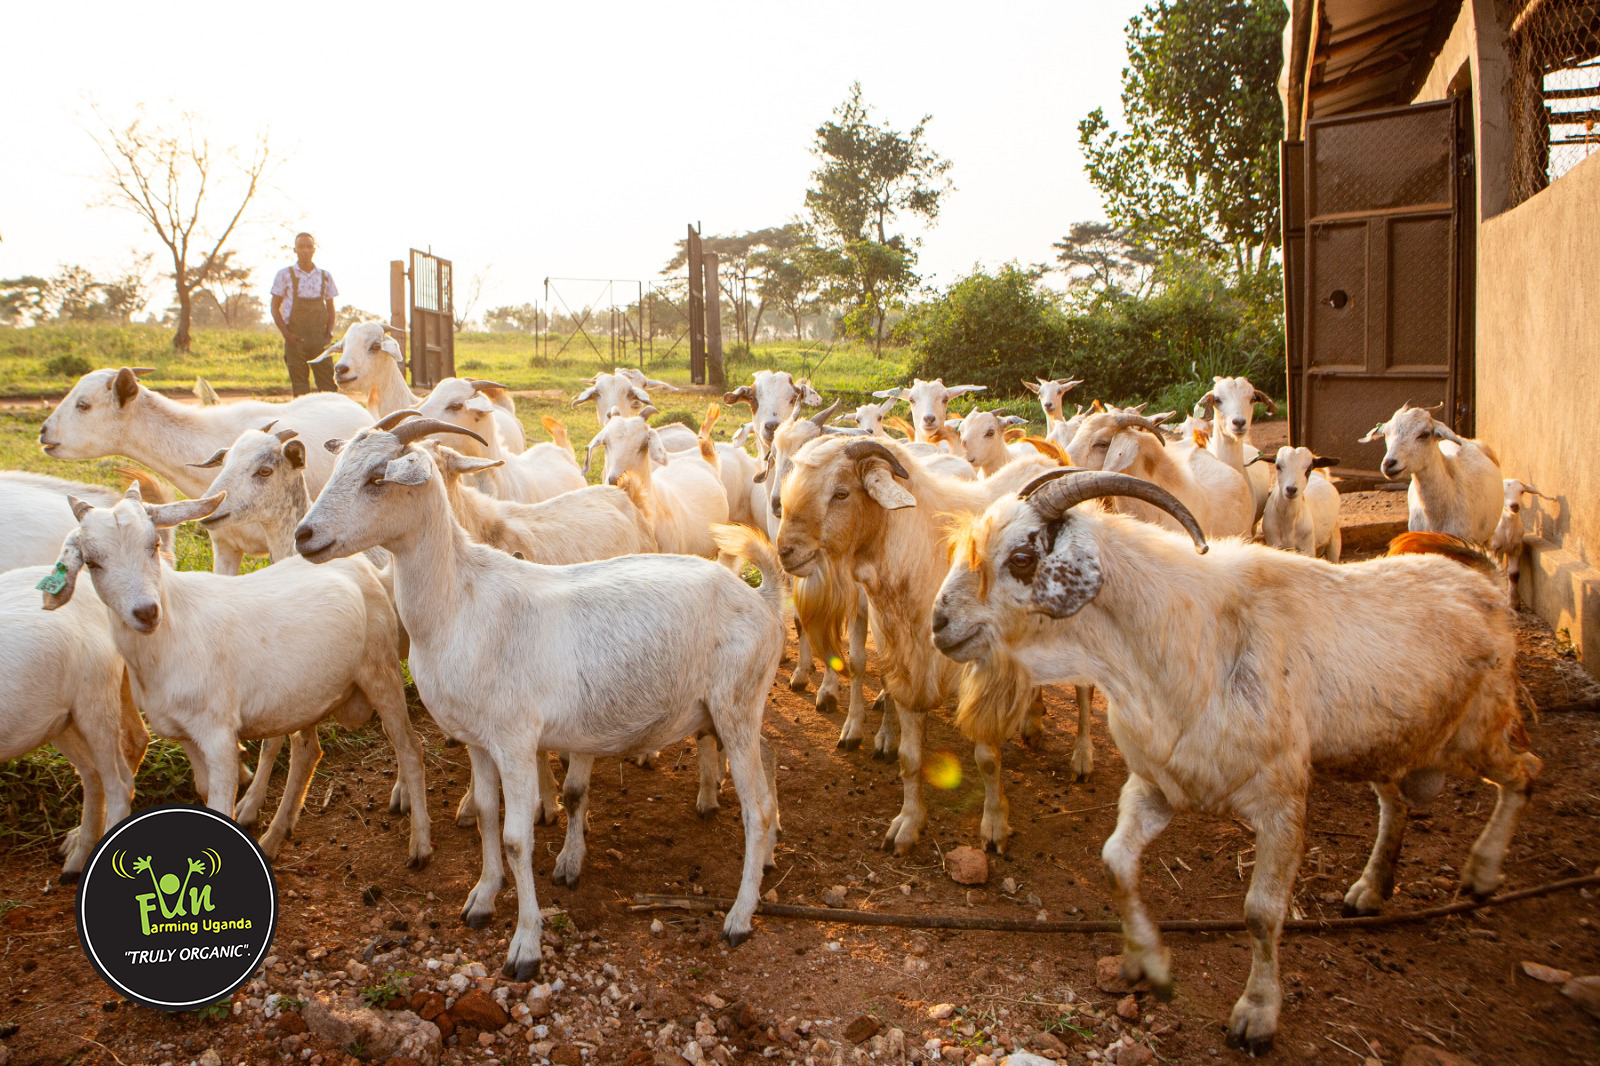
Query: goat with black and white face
932 471 1539 1055
295 416 783 979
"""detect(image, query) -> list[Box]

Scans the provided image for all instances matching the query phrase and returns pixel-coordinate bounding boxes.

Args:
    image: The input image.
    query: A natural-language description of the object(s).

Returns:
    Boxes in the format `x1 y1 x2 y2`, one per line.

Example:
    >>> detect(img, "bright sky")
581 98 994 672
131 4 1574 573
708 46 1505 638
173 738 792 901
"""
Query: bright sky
1 1 1145 321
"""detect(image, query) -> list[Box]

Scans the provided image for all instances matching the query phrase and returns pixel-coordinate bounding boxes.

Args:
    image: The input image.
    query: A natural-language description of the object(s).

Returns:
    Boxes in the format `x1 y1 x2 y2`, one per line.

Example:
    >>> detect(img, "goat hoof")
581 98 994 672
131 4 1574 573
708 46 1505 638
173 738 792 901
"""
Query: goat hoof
816 692 837 715
443 735 462 748
536 808 559 828
502 958 541 981
721 928 751 948
554 874 580 890
870 747 891 762
696 805 718 820
837 736 861 752
455 812 478 828
788 677 808 694
59 869 82 885
1224 1029 1274 1057
462 910 493 930
407 851 433 871
1150 977 1175 1003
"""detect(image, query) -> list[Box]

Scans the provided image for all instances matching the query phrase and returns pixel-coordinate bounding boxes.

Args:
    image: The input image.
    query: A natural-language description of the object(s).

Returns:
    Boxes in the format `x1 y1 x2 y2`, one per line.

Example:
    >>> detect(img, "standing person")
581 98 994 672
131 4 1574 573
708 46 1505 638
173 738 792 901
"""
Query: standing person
270 232 339 395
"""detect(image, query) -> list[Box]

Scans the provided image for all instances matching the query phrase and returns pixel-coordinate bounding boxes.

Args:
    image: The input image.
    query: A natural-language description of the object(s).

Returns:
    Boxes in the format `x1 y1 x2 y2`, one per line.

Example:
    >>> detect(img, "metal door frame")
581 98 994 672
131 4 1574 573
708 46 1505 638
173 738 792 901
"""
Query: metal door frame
408 249 454 389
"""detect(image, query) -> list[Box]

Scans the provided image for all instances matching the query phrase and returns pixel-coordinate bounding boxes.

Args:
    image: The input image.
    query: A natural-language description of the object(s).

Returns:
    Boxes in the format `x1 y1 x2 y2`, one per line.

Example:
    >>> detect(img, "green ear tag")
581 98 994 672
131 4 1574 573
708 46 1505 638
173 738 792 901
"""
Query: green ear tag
36 562 69 595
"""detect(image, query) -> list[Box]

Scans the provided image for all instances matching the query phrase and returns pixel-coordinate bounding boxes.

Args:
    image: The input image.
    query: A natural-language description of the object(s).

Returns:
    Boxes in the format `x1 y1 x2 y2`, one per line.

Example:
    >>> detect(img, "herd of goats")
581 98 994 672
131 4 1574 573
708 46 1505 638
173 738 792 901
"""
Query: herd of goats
0 320 1550 1053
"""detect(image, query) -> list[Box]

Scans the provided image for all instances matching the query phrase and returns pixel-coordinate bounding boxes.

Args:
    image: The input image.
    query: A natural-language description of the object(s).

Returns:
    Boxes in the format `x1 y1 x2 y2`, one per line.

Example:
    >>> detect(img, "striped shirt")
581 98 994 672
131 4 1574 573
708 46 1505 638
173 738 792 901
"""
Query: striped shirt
270 265 339 319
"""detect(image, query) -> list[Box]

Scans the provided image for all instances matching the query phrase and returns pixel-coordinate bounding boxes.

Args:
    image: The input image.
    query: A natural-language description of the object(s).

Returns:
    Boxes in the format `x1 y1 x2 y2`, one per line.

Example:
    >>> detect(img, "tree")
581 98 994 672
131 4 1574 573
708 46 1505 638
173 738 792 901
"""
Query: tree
453 267 491 332
90 107 272 351
0 276 49 326
752 238 827 340
485 304 543 333
804 84 952 355
46 258 152 324
1052 221 1158 296
1078 0 1286 278
662 225 808 347
190 250 259 329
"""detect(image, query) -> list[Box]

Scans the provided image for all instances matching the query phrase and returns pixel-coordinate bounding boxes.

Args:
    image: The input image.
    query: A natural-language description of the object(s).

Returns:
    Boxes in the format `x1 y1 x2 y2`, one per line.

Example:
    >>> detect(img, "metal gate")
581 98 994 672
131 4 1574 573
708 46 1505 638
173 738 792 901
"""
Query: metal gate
409 249 454 388
1285 96 1475 475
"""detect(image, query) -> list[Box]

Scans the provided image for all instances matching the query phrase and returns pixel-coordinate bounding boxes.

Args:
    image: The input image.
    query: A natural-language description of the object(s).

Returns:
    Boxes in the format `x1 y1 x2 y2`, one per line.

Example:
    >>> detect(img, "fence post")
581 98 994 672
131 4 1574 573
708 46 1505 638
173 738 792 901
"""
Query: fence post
389 260 407 362
704 251 725 390
687 225 705 385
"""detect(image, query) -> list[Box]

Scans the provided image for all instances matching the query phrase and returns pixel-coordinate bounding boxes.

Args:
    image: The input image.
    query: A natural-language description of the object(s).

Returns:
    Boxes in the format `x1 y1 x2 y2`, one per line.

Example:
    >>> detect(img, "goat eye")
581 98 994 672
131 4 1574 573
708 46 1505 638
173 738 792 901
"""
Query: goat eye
255 466 273 477
85 559 100 570
448 403 463 413
832 487 849 501
1006 549 1037 581
370 342 382 351
1093 441 1108 451
367 474 384 487
985 430 995 438
76 400 91 412
1416 432 1429 441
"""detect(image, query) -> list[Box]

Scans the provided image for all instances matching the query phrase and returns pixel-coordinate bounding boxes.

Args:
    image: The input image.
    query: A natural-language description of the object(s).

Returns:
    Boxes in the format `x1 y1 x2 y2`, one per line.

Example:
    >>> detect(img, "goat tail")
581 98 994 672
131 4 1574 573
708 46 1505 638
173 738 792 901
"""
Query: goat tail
116 465 172 504
700 402 721 439
192 376 220 406
1019 436 1072 464
712 524 785 619
614 471 660 551
793 559 855 673
1386 531 1498 576
540 415 574 458
885 415 917 441
954 646 1036 750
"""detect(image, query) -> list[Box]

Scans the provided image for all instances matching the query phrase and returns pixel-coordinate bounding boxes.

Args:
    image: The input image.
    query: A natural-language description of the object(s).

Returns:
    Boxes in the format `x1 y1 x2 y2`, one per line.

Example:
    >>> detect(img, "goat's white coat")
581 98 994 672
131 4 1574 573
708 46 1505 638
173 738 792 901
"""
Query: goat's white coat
587 414 728 557
1363 405 1503 545
1258 447 1342 562
573 368 697 452
295 427 782 978
39 368 371 574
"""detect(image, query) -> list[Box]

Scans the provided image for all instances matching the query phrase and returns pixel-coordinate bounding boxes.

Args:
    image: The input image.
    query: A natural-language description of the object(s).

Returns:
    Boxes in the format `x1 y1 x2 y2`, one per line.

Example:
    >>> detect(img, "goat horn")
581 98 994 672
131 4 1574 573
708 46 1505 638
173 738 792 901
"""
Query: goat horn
373 409 424 432
274 428 300 443
469 379 508 392
843 439 911 480
809 398 841 427
261 420 279 433
1025 471 1208 554
1252 389 1277 417
389 417 488 448
1112 412 1168 446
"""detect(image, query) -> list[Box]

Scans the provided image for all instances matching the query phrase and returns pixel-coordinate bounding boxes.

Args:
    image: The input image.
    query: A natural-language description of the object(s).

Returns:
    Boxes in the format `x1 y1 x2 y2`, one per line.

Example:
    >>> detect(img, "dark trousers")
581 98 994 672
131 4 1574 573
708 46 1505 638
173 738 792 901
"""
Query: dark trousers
284 332 335 396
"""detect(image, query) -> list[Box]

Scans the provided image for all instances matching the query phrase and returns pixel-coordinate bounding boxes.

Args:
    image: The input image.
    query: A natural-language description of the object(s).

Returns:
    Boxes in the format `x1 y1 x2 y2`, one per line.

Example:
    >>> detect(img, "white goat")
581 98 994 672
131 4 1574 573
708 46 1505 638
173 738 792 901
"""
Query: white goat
1 469 171 572
932 471 1540 1054
573 368 698 452
1197 376 1275 522
957 409 1033 477
874 378 986 444
45 484 432 866
1489 478 1554 594
314 322 526 453
840 396 901 437
775 437 1069 855
725 370 823 450
39 367 372 574
1361 404 1504 545
293 416 782 978
1022 377 1083 432
585 413 728 557
2 566 147 880
1255 446 1342 562
1066 411 1254 540
416 380 586 504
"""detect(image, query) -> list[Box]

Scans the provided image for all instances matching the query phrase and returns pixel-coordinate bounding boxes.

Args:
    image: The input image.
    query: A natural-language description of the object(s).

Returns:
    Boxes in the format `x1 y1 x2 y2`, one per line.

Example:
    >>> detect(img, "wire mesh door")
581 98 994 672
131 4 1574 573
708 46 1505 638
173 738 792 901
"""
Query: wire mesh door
1298 97 1471 475
1508 0 1600 208
409 250 454 388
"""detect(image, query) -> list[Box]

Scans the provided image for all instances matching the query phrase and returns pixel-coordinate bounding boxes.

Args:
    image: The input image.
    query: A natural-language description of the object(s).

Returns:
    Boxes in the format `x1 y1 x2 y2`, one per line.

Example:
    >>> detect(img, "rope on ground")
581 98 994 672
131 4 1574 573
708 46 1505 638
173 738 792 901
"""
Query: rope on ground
629 872 1600 935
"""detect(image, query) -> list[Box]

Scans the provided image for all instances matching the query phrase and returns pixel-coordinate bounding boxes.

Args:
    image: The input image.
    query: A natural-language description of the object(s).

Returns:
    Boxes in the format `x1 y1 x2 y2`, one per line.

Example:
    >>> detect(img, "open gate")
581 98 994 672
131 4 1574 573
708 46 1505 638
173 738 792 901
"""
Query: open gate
1284 96 1475 475
407 249 454 388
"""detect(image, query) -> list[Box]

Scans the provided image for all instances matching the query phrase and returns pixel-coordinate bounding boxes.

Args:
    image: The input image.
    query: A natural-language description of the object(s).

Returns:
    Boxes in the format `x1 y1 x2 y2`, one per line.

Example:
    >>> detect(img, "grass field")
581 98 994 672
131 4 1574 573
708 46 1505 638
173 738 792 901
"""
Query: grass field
0 323 911 401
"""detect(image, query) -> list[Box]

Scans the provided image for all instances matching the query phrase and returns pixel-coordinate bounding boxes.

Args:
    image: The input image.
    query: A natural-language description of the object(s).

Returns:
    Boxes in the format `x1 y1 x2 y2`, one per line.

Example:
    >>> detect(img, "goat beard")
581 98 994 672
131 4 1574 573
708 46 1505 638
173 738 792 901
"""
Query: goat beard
954 645 1036 750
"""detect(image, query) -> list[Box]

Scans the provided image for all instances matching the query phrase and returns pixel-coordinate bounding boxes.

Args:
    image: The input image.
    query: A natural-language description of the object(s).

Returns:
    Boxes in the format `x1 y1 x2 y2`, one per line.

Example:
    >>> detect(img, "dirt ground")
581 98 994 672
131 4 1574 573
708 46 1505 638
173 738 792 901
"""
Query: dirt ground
1 595 1597 1066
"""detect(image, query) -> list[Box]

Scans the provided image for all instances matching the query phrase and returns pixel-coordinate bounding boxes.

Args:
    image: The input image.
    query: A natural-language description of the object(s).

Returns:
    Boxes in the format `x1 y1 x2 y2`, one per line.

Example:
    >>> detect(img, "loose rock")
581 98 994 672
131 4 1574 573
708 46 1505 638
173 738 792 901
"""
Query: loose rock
1560 975 1600 1019
945 846 989 886
823 885 849 908
1096 955 1132 993
1520 960 1573 985
843 1015 880 1044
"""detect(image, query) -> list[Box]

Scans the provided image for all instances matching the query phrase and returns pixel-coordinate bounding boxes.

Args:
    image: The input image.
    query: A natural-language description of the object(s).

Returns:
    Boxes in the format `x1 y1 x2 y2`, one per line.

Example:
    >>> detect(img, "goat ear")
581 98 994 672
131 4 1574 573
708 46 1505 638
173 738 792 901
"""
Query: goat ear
572 385 598 407
147 493 226 528
723 386 754 407
1033 522 1103 619
629 387 652 406
1310 455 1340 469
1245 453 1273 466
453 453 503 474
1357 422 1387 444
283 439 306 469
1198 391 1218 415
378 451 433 487
1251 389 1277 417
39 533 85 611
381 337 405 364
582 437 599 475
1022 379 1042 394
1431 422 1466 445
800 382 824 406
861 461 916 510
465 394 495 414
647 429 668 467
114 367 142 406
945 384 986 399
324 438 346 454
68 494 96 522
1001 415 1028 428
189 448 228 469
641 376 676 391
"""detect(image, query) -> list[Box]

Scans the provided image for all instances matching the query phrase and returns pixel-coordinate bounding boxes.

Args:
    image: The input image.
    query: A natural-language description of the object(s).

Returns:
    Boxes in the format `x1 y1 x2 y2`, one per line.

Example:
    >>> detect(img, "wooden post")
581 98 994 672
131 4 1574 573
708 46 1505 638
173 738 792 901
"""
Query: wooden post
390 260 407 368
687 225 705 385
703 251 725 390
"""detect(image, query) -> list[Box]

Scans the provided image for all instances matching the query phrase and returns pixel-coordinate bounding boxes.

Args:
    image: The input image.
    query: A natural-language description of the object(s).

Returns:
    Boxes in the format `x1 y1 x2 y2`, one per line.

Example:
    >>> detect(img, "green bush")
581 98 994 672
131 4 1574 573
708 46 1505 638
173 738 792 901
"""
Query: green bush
43 353 93 378
906 260 1285 410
